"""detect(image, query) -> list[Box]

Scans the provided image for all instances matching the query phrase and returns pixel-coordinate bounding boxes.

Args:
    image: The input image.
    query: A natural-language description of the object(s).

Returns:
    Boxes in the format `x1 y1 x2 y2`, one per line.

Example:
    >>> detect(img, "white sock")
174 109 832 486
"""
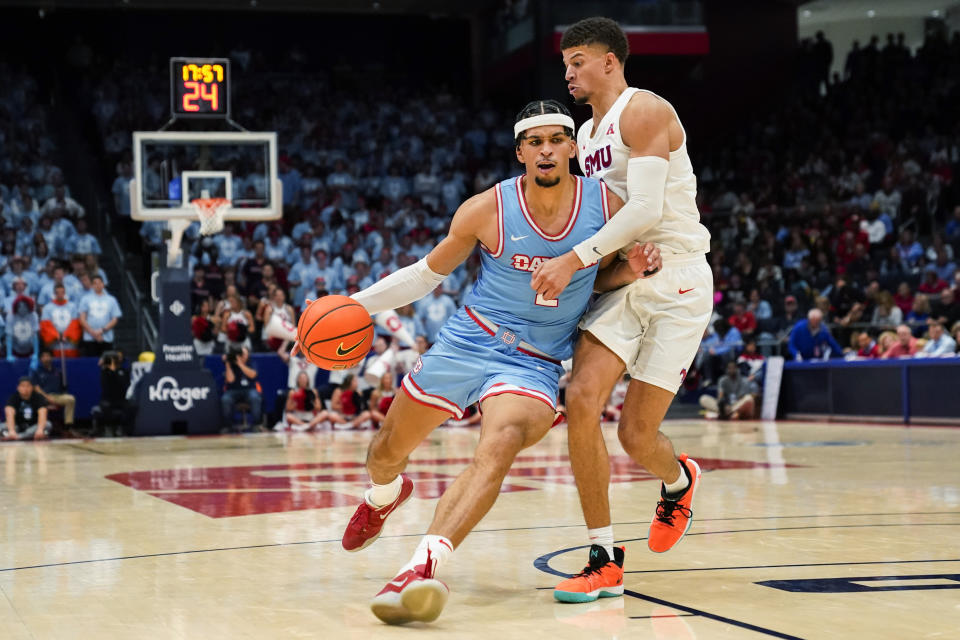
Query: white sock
365 475 402 508
397 535 454 577
663 462 690 498
587 526 615 560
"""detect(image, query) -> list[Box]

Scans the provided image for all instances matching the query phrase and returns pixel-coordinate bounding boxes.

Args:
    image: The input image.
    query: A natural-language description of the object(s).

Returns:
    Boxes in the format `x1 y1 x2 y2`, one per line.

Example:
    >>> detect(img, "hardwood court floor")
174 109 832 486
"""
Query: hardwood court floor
2 420 959 639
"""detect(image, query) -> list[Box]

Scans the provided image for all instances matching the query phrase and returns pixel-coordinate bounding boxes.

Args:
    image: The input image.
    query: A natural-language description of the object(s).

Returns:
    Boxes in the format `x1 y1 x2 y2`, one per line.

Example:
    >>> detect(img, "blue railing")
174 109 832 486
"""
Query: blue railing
0 353 320 421
781 357 960 425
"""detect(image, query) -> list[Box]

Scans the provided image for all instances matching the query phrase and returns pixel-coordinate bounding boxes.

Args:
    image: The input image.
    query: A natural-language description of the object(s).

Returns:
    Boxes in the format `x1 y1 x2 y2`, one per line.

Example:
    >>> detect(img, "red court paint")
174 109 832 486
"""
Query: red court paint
107 456 801 518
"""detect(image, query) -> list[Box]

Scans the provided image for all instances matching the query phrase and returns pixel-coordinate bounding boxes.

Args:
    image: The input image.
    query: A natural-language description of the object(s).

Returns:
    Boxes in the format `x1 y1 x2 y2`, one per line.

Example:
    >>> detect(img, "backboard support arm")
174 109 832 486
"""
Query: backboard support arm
165 218 192 268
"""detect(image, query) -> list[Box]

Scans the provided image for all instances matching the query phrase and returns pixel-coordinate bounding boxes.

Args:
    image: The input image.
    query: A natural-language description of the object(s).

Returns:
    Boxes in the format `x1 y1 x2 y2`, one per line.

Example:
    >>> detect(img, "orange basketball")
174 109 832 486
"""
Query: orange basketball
297 295 374 370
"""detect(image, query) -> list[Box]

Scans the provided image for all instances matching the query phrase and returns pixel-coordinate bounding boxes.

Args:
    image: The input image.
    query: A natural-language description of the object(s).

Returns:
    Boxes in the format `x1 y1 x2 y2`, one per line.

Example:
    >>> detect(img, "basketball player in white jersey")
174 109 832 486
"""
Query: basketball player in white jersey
530 17 714 603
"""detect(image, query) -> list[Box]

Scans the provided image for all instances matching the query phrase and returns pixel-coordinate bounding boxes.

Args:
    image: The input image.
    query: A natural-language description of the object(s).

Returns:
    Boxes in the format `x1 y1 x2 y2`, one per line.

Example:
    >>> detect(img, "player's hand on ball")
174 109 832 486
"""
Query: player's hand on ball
531 252 581 301
627 243 661 279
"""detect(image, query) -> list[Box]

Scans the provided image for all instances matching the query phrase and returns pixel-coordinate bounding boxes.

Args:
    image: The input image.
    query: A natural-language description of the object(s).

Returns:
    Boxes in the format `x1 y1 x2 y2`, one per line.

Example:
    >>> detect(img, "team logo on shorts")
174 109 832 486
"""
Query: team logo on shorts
413 357 423 374
501 330 517 345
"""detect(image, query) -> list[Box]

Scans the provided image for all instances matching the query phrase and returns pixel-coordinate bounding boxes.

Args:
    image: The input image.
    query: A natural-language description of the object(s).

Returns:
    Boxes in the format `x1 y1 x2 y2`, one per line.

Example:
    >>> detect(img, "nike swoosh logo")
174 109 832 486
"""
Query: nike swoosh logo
388 577 408 588
678 288 695 294
592 247 603 256
336 337 367 356
510 234 528 241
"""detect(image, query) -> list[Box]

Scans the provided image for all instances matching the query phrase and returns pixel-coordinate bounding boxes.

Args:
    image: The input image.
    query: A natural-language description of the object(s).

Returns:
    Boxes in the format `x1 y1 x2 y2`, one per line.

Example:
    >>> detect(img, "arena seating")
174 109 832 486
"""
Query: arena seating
3 30 959 395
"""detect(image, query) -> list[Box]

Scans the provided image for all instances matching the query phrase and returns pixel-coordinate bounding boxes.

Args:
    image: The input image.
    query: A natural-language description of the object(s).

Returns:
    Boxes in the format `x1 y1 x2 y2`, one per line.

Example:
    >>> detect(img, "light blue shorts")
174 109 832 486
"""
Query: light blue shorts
401 312 564 419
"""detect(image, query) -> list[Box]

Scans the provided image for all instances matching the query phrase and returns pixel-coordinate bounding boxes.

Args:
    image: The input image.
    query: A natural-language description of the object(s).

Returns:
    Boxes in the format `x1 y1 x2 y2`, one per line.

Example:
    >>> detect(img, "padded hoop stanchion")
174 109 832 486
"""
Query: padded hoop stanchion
165 218 192 268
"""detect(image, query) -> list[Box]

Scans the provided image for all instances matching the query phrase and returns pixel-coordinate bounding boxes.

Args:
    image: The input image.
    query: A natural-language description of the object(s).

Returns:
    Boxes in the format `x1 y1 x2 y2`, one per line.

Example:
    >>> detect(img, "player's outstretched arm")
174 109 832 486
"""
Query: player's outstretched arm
531 96 672 300
348 190 491 316
291 191 493 358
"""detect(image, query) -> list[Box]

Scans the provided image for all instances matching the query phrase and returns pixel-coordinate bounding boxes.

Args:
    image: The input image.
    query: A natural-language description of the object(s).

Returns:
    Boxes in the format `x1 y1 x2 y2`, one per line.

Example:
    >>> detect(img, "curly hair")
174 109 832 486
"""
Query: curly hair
560 17 629 64
514 99 574 147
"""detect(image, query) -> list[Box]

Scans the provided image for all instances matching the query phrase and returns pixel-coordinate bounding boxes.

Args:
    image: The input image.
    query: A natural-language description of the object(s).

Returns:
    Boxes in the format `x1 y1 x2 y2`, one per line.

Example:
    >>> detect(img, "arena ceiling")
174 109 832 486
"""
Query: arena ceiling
0 0 501 15
798 0 960 22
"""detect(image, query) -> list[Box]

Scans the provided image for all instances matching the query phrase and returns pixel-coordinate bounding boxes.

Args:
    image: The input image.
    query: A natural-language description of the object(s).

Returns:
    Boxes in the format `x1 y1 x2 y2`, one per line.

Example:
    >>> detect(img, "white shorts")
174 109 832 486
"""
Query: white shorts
580 253 713 393
285 410 317 422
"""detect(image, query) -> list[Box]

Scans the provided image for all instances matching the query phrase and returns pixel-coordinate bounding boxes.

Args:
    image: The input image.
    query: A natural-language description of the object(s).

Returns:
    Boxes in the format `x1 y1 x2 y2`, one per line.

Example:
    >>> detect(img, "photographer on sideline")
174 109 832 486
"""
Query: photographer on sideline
92 350 129 437
30 350 77 431
3 377 48 441
699 361 759 420
221 345 262 432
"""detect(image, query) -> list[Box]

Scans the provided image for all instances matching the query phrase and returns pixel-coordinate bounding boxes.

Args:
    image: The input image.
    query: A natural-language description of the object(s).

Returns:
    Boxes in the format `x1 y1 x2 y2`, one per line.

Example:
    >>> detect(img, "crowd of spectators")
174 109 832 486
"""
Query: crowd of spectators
61 28 960 427
83 46 521 376
0 63 123 365
29 37 503 430
689 28 960 399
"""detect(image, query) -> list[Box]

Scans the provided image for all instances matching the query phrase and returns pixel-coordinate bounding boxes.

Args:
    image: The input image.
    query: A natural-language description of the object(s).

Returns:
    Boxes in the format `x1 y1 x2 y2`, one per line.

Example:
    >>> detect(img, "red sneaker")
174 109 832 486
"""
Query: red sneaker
342 475 414 552
370 552 449 624
648 455 701 553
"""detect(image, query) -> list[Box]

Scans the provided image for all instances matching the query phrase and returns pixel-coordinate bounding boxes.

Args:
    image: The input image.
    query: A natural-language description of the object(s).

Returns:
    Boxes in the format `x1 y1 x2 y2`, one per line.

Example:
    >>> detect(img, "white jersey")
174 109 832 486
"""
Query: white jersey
262 302 295 341
287 355 319 389
577 87 710 255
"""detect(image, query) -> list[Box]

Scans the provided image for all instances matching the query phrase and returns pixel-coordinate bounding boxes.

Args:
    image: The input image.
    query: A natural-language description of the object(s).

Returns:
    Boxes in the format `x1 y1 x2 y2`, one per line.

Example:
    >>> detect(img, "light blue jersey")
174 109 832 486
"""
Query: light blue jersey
402 175 611 417
457 175 610 361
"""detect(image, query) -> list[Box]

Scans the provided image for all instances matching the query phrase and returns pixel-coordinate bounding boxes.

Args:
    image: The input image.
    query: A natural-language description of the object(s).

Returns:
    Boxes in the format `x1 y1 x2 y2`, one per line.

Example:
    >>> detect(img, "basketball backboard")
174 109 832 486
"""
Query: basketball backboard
130 131 281 222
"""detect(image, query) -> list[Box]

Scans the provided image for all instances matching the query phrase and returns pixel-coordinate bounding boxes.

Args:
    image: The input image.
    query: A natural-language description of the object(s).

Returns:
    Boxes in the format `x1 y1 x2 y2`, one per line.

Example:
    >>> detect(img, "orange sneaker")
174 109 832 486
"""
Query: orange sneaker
648 454 701 553
553 545 625 603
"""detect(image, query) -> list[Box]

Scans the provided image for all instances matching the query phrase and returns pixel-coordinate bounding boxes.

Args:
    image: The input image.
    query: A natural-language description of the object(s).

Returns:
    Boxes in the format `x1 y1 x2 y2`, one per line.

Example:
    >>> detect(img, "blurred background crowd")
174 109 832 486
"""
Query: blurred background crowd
2 4 959 429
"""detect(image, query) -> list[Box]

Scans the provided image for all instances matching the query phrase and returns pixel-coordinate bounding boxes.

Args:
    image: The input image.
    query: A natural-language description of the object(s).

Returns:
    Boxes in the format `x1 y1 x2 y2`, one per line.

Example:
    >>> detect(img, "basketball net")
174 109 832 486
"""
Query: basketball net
167 190 231 267
191 195 231 236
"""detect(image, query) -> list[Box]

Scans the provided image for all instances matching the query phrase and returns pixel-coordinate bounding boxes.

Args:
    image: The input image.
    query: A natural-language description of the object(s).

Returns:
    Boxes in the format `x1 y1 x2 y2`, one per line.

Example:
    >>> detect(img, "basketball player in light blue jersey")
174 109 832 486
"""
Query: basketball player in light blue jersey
333 100 662 625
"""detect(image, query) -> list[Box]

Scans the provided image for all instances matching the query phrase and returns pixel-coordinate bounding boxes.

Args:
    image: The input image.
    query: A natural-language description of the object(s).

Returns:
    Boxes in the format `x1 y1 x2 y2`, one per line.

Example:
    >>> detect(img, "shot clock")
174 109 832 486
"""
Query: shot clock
170 57 230 119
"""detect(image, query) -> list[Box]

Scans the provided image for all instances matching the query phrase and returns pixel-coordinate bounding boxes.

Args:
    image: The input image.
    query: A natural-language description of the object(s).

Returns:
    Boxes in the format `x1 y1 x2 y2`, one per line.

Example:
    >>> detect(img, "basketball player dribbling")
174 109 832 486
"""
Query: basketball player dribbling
332 101 662 624
530 17 714 603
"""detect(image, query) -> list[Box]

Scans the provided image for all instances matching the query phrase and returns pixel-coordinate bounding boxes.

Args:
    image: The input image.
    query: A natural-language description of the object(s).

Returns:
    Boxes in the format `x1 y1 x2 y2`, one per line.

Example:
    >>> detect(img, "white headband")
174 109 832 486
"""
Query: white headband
514 113 575 138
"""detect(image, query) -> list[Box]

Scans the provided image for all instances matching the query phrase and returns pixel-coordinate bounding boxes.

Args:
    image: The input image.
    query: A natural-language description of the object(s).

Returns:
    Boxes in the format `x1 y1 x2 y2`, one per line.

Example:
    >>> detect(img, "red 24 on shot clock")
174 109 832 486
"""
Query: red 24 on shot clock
170 57 230 119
